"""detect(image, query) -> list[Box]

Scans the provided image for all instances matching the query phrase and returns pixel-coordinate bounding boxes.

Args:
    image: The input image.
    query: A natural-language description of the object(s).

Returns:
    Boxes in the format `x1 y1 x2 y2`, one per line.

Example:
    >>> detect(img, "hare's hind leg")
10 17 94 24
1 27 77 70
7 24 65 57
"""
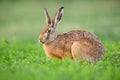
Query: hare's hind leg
71 41 93 62
71 41 101 63
71 42 83 61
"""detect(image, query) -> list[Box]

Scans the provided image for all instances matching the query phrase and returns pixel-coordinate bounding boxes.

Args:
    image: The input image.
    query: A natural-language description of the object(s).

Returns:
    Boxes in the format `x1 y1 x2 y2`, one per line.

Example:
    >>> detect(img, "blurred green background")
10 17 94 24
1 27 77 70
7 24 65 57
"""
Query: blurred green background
0 0 120 43
0 0 120 80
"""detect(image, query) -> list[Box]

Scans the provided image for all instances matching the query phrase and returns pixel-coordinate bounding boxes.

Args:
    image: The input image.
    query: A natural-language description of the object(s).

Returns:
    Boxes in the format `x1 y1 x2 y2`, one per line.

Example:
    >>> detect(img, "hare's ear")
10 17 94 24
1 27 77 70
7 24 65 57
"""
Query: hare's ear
52 7 64 29
44 8 51 25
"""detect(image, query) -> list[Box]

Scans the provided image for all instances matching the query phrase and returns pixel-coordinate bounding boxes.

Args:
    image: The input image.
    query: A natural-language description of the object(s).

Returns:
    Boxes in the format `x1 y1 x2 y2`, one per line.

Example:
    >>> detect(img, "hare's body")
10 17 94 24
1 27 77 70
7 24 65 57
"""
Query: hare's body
38 7 105 63
43 30 104 62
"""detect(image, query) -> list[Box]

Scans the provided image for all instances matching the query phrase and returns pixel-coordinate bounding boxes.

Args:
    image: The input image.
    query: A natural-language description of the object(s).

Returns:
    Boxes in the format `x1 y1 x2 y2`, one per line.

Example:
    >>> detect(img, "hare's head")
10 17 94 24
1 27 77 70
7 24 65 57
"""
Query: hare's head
38 7 64 44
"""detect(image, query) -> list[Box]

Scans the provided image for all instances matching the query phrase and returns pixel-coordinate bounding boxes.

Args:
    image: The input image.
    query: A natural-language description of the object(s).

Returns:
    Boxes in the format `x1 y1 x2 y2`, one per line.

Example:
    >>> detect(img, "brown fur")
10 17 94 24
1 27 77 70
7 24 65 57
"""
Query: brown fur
42 30 105 62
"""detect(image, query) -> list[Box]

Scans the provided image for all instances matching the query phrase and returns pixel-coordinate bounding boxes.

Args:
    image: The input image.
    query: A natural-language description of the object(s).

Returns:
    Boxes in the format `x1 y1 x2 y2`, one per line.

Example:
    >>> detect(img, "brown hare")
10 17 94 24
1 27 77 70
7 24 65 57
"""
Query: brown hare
38 7 105 63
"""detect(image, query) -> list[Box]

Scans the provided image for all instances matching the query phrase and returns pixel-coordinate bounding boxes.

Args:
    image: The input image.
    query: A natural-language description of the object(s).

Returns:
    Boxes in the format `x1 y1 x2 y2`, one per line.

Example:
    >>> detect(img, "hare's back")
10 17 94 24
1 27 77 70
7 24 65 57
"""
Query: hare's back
57 30 104 53
61 30 105 53
64 30 100 42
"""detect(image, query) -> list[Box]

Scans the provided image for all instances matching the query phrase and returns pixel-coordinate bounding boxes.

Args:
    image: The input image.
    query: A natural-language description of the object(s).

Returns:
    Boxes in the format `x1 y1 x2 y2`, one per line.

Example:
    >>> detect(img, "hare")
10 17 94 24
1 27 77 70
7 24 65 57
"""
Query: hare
38 7 105 63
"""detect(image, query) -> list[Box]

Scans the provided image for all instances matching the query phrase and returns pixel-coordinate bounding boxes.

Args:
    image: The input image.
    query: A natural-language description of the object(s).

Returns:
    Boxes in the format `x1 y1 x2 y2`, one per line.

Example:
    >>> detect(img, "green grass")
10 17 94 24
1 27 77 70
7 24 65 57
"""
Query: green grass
0 0 120 80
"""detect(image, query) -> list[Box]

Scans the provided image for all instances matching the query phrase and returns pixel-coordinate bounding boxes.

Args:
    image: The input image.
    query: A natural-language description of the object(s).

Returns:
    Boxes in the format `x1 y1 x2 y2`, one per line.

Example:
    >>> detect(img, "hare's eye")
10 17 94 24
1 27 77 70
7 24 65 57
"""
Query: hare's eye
47 29 51 33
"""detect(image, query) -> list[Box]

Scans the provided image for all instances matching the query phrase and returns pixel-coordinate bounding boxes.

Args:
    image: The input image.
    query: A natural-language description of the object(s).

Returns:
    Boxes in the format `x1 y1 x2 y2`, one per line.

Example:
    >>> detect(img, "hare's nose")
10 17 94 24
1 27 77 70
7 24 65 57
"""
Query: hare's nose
38 40 41 43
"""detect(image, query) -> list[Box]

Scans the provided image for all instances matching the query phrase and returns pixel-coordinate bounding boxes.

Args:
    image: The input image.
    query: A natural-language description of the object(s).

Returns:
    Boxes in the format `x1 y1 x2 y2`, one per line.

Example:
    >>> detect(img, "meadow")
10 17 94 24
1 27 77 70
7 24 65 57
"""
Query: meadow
0 0 120 80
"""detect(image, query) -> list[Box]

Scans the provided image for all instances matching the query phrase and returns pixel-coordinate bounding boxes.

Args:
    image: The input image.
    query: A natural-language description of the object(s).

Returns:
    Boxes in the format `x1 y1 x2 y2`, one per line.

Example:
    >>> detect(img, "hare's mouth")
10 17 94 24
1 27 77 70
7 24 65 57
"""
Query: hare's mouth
39 40 45 44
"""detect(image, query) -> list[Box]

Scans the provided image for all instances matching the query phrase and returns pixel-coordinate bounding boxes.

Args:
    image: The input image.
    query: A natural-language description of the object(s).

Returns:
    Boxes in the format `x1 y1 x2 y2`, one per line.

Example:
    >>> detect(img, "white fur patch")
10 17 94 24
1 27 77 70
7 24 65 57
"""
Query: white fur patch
61 8 64 14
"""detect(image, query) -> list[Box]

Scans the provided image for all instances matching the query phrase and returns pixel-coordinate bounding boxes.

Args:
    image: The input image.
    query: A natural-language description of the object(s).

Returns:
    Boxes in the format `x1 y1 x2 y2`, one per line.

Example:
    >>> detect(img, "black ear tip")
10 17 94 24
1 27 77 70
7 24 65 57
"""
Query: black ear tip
60 7 64 9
